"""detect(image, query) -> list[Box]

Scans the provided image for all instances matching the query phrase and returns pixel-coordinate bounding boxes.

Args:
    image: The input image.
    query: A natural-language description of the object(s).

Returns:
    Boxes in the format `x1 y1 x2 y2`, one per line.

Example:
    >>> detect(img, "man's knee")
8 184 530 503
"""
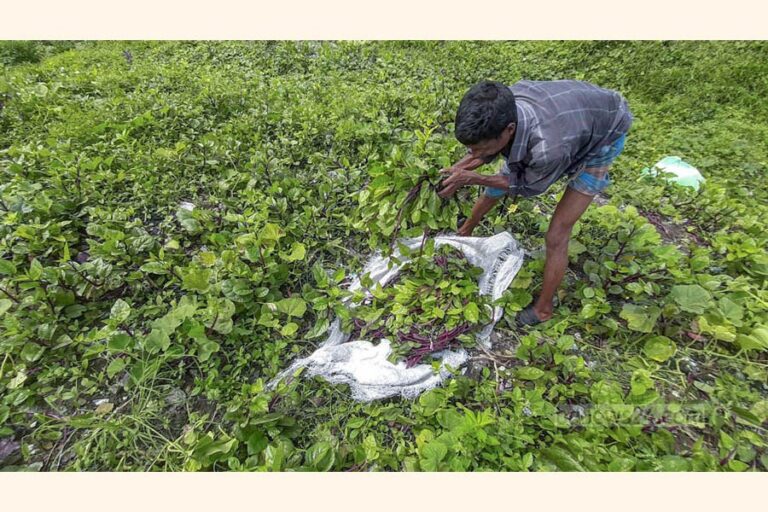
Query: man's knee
545 222 573 250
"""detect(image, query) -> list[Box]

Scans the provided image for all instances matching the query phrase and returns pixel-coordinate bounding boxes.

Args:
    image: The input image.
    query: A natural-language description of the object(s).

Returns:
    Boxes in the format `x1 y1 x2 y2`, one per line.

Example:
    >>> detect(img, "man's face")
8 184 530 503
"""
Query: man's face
466 123 516 161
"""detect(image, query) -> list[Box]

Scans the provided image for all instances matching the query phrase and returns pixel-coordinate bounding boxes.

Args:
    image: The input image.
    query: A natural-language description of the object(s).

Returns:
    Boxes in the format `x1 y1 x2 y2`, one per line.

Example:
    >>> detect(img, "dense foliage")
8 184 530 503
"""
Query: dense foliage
347 244 493 366
0 41 766 471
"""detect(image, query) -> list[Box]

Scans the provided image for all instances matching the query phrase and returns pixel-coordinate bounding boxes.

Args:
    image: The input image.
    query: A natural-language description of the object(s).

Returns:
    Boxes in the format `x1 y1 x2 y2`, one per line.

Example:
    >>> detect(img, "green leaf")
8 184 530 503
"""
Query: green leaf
108 333 132 351
21 342 45 362
620 303 661 333
197 340 220 362
258 223 284 247
643 336 677 362
717 297 743 325
110 299 131 324
736 327 768 351
182 267 211 293
657 455 689 471
28 259 43 280
281 242 306 262
540 446 585 471
176 207 201 234
305 441 335 471
419 441 448 471
516 367 545 380
630 369 654 395
280 322 299 337
698 316 736 342
199 251 217 266
728 459 749 472
246 432 268 455
107 358 126 378
0 299 12 317
140 261 168 274
0 259 16 276
305 318 330 339
669 285 712 314
464 302 479 323
276 297 307 318
607 457 636 471
144 328 171 352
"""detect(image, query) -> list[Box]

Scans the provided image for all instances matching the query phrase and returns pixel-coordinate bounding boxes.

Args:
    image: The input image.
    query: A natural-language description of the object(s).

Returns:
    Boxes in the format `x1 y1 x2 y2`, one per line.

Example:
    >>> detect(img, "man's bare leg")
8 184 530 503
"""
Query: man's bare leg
532 185 597 321
457 194 500 236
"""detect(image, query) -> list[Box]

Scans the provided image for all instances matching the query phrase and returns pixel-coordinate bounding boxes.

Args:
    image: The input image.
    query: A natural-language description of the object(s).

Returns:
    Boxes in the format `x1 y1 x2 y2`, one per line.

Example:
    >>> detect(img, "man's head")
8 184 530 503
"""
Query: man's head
454 81 517 160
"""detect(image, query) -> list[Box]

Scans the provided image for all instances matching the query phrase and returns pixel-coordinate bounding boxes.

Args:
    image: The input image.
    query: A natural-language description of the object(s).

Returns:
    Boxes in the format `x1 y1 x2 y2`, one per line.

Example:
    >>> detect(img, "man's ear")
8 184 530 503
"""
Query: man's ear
504 122 516 141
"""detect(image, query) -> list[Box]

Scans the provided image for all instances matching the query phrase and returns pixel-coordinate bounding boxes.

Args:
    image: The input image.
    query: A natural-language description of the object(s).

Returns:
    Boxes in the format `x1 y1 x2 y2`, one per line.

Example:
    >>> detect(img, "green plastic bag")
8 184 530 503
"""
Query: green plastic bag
641 156 705 191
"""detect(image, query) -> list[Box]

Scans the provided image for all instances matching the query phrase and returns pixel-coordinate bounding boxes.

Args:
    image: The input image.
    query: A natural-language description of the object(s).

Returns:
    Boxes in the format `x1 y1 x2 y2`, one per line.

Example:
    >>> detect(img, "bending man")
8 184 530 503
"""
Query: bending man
438 80 633 326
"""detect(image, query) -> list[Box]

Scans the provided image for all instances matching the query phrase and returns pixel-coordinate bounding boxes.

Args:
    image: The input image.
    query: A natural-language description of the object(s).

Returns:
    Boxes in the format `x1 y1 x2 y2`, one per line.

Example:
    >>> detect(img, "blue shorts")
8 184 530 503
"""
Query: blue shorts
484 133 627 198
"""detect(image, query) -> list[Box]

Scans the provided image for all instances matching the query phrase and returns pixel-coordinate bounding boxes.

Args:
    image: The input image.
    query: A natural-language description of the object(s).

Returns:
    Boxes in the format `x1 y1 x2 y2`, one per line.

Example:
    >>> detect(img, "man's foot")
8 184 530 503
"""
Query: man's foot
515 300 555 327
516 306 545 327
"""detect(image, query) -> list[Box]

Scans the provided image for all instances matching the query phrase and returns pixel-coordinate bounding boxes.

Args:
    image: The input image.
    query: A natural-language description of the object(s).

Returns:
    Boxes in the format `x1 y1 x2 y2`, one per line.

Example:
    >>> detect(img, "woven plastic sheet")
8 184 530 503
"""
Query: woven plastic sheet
267 232 525 402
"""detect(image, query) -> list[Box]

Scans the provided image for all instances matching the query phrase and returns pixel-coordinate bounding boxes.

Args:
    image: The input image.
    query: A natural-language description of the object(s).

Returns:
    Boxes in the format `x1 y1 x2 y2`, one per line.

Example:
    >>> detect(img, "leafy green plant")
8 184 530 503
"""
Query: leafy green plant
346 244 493 365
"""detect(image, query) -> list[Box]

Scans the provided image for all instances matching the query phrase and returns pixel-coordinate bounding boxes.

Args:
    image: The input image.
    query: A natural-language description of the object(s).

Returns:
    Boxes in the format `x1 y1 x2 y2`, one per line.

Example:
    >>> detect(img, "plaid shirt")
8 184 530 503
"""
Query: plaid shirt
483 80 633 197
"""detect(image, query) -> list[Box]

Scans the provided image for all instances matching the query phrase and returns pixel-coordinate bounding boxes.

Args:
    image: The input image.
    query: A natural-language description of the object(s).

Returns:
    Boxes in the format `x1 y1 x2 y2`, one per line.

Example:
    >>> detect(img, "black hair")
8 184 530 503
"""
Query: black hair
454 81 517 145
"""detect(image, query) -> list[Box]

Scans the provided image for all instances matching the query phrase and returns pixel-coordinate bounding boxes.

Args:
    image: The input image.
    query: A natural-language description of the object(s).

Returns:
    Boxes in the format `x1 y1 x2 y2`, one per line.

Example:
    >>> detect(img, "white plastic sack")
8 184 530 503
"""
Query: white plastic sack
641 156 705 191
267 232 525 402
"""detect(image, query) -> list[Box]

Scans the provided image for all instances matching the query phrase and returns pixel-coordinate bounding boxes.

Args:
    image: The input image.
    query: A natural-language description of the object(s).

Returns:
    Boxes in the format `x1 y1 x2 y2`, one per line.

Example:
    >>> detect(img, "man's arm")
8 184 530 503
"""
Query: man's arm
437 168 510 198
457 194 501 236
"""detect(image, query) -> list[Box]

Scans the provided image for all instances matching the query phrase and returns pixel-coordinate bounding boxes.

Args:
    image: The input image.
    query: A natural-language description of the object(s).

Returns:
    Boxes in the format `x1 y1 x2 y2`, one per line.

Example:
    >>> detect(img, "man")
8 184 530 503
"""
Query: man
438 80 633 327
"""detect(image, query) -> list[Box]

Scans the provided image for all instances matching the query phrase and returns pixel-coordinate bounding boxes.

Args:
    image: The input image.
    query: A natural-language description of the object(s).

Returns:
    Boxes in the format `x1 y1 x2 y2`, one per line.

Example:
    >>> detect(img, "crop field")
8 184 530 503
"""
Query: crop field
0 41 767 471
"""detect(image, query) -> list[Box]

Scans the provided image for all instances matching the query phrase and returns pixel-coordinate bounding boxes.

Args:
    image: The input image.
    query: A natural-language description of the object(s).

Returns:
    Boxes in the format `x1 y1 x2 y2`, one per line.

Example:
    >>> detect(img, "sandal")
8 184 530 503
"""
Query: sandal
516 305 545 327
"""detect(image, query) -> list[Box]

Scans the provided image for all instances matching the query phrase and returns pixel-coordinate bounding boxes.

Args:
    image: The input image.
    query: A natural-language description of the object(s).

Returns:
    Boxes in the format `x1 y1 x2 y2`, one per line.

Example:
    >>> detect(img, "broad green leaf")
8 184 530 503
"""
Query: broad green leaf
516 367 545 380
176 207 201 234
643 336 677 362
607 457 636 471
717 297 743 325
197 340 220 362
305 318 330 339
144 328 171 352
258 223 284 247
276 297 307 318
736 327 768 351
182 267 211 293
620 304 661 333
630 369 654 395
280 322 299 337
697 316 737 342
0 260 16 276
540 446 585 471
110 299 131 324
669 285 712 314
108 333 132 351
751 400 768 422
281 242 306 262
0 299 12 317
107 358 126 378
140 261 168 274
21 342 45 362
657 455 689 471
464 302 479 323
419 441 448 471
29 259 43 280
247 432 268 455
199 251 217 266
305 441 335 471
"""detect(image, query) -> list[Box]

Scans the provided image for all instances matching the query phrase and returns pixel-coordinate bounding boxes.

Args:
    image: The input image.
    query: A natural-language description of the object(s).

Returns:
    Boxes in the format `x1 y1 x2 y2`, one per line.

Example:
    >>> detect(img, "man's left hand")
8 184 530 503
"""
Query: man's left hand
438 168 476 198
